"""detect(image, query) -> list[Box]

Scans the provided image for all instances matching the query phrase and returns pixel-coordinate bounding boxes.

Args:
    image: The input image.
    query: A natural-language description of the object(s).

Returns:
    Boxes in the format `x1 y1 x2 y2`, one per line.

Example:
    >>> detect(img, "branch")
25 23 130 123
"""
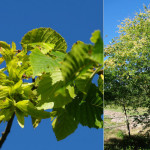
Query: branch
0 113 15 149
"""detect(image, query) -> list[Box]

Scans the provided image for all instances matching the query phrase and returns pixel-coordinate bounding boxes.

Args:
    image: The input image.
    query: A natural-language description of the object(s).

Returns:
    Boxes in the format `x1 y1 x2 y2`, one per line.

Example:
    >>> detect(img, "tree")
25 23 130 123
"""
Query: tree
0 27 103 148
104 6 150 136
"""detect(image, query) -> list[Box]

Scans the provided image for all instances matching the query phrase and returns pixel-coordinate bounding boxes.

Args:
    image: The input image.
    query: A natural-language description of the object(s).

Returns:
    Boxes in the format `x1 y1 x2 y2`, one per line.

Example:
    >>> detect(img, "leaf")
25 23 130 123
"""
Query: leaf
75 68 96 94
0 98 13 109
0 108 14 122
26 42 55 54
10 80 23 94
0 41 11 50
31 117 41 128
90 30 103 64
15 100 51 119
98 74 103 94
52 109 78 141
61 41 94 83
0 57 4 64
30 48 61 77
21 27 67 52
66 85 76 98
15 108 24 128
0 42 15 64
37 74 72 109
66 84 103 128
0 86 10 100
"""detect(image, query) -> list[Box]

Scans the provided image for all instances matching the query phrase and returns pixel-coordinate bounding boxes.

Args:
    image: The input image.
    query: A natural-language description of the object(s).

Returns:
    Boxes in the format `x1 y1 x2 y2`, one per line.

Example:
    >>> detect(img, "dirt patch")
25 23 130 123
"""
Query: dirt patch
104 110 150 133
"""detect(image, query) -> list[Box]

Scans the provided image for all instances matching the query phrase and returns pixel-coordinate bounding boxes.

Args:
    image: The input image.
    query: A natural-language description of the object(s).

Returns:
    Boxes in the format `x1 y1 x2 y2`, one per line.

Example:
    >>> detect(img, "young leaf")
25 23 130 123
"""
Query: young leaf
0 108 14 122
0 98 13 109
31 117 41 128
15 100 51 119
0 86 10 100
15 108 25 128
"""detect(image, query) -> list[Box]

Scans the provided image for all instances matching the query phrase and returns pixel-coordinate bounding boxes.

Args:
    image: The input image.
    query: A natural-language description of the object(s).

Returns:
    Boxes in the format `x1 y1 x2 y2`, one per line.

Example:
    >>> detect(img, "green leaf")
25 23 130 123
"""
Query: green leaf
0 86 10 100
21 27 67 52
30 48 61 77
26 42 55 54
75 68 96 94
15 100 51 119
61 41 94 83
0 108 14 122
66 84 103 128
90 30 103 64
52 109 78 141
0 42 16 64
31 117 41 128
66 85 76 98
10 80 23 94
37 74 72 109
0 57 4 64
15 108 24 128
0 98 13 109
98 74 103 94
0 41 11 50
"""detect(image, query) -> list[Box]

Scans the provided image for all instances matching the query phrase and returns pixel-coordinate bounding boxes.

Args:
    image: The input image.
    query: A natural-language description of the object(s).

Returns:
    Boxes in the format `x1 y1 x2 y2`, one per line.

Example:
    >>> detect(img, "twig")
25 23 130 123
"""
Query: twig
0 113 15 149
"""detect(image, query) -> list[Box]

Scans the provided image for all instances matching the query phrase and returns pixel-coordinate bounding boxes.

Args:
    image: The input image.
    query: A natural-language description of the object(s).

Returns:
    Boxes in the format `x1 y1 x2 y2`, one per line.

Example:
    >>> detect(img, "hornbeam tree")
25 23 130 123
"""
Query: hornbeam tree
104 6 150 136
0 28 103 148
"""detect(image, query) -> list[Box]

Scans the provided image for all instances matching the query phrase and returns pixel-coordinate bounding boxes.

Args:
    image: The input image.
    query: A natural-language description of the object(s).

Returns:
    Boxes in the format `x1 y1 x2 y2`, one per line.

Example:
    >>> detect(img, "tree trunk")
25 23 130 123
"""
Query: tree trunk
123 104 131 137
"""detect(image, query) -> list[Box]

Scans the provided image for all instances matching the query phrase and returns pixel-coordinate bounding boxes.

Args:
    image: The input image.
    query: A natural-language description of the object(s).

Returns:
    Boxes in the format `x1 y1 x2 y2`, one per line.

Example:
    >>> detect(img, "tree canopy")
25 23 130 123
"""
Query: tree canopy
105 6 150 107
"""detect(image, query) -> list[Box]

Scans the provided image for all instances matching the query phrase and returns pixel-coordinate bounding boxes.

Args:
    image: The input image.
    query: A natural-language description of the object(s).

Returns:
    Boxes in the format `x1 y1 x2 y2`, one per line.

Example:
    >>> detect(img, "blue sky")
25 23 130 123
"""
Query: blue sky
0 0 103 150
104 0 150 46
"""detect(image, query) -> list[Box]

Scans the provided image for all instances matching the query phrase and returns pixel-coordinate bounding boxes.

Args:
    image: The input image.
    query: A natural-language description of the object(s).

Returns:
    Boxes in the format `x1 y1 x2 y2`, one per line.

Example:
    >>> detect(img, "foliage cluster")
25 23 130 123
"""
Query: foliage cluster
0 28 103 142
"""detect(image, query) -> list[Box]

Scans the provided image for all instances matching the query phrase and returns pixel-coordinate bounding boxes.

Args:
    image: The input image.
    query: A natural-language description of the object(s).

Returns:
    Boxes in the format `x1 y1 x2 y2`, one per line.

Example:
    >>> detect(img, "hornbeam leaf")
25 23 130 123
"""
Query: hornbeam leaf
75 68 96 94
15 108 24 128
0 98 13 109
0 108 14 122
90 30 103 65
26 42 55 54
30 48 61 76
0 41 11 50
66 84 103 128
37 74 72 109
15 100 51 119
0 57 4 64
52 109 78 141
61 41 94 83
98 74 103 94
31 117 41 128
0 86 10 100
21 27 67 52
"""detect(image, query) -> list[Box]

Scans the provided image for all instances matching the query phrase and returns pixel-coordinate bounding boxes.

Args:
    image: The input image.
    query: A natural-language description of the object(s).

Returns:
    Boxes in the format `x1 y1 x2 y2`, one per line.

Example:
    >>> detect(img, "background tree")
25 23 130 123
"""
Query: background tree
0 28 103 148
104 5 150 136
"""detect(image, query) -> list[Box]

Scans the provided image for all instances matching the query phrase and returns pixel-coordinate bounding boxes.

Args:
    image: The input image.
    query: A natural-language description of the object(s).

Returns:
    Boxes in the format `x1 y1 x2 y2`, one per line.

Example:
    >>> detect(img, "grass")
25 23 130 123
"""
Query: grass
104 135 150 150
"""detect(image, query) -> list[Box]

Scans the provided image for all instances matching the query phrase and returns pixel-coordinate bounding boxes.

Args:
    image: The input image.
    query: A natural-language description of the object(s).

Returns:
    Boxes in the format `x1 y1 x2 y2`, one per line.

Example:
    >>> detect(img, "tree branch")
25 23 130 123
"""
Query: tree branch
0 113 15 149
